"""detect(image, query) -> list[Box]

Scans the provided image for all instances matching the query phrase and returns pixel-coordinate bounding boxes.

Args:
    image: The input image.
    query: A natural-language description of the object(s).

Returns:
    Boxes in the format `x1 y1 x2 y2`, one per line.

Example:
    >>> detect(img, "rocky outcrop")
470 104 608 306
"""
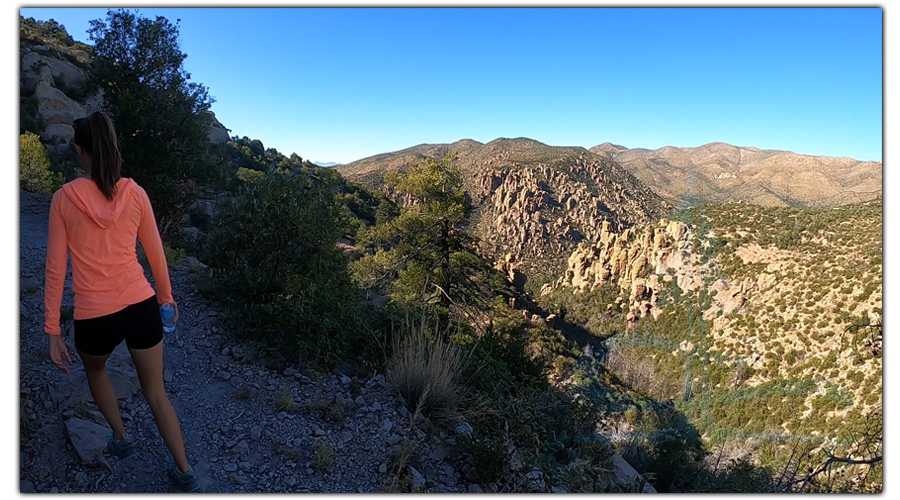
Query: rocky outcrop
208 111 230 144
551 217 759 321
472 150 664 280
21 39 230 164
22 51 88 92
554 219 693 315
340 138 667 281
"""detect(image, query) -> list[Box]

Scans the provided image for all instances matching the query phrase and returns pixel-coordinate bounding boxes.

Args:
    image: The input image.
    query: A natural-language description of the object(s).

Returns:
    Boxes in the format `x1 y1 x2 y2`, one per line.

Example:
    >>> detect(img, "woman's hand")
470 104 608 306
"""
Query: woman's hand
163 301 179 323
48 335 73 375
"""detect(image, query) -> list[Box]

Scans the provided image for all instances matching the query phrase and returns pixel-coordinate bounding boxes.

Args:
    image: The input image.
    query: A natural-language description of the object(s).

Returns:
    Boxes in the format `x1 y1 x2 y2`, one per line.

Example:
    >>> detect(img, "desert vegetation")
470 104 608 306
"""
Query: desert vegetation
20 10 880 493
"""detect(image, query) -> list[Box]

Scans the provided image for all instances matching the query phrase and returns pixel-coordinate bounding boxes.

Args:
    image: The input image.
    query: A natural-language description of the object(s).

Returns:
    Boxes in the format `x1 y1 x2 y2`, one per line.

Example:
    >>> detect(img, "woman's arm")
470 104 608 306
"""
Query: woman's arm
44 193 68 336
136 187 174 306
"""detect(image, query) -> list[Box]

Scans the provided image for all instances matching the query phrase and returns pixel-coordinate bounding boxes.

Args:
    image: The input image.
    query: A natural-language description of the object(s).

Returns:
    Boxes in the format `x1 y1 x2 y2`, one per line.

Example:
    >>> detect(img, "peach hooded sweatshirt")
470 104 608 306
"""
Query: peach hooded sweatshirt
44 177 173 336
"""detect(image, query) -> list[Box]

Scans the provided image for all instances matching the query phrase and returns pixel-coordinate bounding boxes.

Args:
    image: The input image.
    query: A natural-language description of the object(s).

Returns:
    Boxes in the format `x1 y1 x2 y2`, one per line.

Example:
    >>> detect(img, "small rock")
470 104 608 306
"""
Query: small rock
50 487 59 493
221 347 231 356
340 375 351 385
164 369 173 383
340 431 354 443
378 463 388 474
216 371 232 381
383 419 393 432
551 486 569 493
355 396 366 406
229 472 248 485
223 463 238 472
409 466 426 489
429 446 446 461
455 421 473 437
306 468 314 475
468 484 483 493
250 425 262 440
20 480 36 493
386 434 400 445
372 401 382 411
234 440 250 457
283 368 296 377
64 418 110 465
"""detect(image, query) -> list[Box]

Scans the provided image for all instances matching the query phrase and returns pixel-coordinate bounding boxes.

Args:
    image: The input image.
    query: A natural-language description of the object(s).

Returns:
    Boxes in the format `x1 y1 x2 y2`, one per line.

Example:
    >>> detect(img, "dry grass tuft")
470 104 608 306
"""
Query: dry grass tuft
386 317 462 423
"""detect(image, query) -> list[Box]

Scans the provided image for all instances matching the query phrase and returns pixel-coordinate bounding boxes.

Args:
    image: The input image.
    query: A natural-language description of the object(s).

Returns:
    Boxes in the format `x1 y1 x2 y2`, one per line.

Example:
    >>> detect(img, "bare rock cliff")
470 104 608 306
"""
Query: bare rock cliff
551 218 755 322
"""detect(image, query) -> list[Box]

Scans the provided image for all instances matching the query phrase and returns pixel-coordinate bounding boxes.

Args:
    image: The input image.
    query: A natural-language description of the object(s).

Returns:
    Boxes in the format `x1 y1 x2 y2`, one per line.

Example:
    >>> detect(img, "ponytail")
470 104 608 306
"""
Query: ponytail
73 111 122 201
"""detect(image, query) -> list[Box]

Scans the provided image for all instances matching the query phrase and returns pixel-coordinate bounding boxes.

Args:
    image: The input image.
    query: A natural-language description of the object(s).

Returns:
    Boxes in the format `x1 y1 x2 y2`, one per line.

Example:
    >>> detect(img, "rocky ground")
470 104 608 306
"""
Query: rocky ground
18 189 471 493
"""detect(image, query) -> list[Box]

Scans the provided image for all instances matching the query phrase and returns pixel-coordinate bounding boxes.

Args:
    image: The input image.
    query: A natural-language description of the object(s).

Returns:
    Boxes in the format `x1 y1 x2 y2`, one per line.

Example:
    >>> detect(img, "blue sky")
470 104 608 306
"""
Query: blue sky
17 6 882 164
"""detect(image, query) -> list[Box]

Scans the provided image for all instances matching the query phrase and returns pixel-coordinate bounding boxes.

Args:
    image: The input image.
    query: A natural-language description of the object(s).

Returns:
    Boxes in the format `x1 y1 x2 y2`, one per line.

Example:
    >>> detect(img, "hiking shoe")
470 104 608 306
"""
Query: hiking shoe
105 432 137 459
168 462 202 493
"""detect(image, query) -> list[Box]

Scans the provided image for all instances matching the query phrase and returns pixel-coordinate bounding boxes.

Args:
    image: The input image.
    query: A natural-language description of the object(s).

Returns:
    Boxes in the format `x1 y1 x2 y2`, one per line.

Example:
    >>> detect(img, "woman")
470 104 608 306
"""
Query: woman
44 111 200 493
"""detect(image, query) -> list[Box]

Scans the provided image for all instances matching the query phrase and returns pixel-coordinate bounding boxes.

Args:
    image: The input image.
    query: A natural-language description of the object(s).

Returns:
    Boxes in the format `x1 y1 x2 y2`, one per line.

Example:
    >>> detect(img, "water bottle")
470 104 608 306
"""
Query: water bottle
160 303 176 334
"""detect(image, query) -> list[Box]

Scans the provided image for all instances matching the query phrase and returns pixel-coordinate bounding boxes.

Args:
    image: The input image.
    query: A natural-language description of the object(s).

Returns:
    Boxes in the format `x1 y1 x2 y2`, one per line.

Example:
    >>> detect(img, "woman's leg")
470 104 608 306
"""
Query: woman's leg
129 341 191 473
78 350 127 441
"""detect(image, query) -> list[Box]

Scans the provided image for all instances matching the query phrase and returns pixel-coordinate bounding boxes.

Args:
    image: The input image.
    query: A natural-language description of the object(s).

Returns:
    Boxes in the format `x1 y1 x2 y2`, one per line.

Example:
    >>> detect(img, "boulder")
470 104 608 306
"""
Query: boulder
207 111 230 144
33 80 86 127
42 123 75 143
596 453 658 493
22 51 87 91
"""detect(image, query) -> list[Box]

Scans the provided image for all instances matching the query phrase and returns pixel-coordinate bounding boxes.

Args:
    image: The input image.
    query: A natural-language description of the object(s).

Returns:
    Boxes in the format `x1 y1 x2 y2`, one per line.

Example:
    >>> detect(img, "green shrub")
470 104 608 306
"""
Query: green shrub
312 440 335 471
203 172 362 367
236 166 264 184
20 132 63 194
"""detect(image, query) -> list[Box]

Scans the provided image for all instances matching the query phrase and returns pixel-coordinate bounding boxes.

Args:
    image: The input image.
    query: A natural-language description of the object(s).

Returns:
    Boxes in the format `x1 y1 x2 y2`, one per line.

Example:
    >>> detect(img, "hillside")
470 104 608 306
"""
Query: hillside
539 197 882 490
19 16 230 172
339 138 667 281
591 142 882 208
20 13 881 493
20 16 660 494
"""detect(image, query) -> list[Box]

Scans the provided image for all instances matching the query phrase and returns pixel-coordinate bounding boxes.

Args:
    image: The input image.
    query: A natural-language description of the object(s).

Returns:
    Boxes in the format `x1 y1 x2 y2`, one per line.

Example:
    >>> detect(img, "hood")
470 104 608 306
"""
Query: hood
62 177 138 229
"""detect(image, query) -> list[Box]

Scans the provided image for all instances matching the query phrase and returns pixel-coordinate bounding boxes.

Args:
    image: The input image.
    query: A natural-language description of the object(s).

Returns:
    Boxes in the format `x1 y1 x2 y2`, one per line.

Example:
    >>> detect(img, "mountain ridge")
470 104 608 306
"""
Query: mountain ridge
589 141 882 208
339 137 667 281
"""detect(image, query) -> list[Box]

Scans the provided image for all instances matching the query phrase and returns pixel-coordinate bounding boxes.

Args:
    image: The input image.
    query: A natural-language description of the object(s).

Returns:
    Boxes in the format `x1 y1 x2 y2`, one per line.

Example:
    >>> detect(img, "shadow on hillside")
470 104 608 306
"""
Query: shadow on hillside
562 337 779 493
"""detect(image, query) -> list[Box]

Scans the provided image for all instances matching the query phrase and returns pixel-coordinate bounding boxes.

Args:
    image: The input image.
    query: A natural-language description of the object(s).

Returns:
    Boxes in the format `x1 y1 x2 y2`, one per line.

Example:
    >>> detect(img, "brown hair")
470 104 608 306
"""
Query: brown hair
73 111 122 201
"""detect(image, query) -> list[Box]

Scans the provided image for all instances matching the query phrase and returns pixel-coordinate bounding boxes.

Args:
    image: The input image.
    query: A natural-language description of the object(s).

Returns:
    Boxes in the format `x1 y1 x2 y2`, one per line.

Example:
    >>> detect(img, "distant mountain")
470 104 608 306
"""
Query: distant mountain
590 142 882 208
338 138 667 281
314 161 343 168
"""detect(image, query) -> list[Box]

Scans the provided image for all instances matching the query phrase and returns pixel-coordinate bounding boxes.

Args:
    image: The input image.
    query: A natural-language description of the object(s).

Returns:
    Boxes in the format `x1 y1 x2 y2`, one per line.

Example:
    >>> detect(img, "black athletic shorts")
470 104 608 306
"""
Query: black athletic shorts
73 295 165 356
